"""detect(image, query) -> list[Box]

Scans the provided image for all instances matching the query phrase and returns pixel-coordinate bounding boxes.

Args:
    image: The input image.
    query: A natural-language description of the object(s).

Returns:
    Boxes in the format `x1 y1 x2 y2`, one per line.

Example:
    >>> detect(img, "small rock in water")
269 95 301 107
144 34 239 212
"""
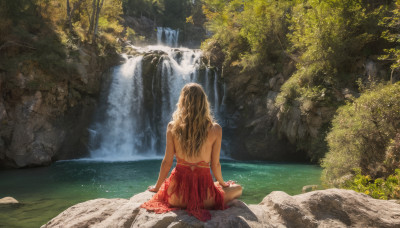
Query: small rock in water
302 184 319 193
0 197 19 204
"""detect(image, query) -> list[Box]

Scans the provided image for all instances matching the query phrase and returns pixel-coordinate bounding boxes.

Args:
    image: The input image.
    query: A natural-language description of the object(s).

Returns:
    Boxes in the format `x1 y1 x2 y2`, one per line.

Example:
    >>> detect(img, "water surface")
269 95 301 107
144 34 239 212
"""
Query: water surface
0 159 321 227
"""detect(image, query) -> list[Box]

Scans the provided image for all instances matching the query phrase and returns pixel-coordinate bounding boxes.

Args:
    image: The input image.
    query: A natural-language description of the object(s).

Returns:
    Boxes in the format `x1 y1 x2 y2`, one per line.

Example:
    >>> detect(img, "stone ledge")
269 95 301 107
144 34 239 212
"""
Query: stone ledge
41 188 400 228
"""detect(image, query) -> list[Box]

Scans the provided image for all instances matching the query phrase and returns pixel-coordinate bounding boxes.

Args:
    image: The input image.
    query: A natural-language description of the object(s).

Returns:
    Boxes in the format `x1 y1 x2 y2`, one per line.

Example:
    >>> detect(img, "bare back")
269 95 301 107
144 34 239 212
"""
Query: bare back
172 122 222 164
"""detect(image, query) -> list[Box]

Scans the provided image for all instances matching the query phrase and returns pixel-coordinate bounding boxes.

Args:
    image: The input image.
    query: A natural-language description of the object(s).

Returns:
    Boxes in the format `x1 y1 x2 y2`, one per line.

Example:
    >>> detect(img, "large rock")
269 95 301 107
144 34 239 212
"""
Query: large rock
41 189 400 228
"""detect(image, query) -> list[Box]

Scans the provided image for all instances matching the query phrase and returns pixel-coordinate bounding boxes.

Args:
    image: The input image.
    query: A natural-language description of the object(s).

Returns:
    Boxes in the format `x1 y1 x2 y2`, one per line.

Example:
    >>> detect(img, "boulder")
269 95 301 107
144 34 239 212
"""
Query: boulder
42 189 400 228
0 197 19 204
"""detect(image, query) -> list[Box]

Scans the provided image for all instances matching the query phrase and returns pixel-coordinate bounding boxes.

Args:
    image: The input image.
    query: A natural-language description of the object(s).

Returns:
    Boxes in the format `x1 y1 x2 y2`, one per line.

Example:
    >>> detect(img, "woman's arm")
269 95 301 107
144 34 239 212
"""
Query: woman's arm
210 124 229 188
149 124 175 192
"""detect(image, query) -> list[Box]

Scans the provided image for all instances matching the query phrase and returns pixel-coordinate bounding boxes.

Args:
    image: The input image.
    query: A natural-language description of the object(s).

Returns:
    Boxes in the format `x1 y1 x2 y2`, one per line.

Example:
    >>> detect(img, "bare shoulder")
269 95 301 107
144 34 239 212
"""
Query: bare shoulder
167 121 174 132
211 123 222 136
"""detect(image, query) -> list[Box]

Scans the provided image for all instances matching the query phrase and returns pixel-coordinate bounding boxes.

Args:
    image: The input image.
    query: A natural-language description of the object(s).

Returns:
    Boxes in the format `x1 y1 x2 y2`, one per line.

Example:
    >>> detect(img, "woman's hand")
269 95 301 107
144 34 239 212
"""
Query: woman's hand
219 181 230 188
147 185 158 192
219 180 236 188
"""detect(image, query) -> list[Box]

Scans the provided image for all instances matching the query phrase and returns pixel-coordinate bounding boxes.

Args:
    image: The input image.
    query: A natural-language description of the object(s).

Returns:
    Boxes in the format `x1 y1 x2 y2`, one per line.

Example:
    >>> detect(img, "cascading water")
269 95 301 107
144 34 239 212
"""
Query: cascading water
157 27 179 47
88 28 224 160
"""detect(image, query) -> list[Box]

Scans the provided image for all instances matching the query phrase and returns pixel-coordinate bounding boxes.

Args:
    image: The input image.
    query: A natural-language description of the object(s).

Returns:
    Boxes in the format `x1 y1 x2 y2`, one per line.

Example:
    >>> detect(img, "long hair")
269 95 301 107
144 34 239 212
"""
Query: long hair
171 83 214 157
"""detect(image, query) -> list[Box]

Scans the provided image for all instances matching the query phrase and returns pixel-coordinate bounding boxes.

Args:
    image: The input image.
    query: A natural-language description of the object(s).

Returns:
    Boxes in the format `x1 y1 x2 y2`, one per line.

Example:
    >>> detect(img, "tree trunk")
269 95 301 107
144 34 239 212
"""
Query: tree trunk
66 0 72 30
88 0 97 39
92 0 105 43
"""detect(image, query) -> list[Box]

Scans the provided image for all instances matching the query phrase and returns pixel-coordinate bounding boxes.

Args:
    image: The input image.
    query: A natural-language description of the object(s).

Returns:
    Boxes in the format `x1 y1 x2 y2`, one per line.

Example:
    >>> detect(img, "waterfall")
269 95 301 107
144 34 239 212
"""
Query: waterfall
213 71 219 114
88 30 223 160
89 56 153 160
157 27 179 47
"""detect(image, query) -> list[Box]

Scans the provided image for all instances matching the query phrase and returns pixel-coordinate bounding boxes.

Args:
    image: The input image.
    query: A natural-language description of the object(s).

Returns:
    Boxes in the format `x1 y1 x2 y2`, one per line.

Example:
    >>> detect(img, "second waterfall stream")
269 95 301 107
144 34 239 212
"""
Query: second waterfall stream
88 28 224 161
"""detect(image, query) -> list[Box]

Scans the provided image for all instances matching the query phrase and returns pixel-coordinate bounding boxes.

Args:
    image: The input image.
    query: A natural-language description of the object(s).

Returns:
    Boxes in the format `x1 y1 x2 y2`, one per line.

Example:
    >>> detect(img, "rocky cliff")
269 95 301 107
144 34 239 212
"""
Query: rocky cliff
203 42 390 162
41 188 400 228
203 42 302 161
0 45 121 168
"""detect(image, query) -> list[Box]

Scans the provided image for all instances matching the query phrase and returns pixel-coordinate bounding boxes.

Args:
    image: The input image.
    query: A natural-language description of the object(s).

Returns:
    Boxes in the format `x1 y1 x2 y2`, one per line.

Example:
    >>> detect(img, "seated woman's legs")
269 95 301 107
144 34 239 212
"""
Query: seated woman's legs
167 180 186 208
203 182 242 208
167 180 243 209
222 183 243 204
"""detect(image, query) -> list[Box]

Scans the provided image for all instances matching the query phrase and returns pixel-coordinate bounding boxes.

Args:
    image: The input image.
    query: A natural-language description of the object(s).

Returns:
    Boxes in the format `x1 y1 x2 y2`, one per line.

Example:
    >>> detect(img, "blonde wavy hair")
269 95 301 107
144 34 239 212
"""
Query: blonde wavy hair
171 83 214 157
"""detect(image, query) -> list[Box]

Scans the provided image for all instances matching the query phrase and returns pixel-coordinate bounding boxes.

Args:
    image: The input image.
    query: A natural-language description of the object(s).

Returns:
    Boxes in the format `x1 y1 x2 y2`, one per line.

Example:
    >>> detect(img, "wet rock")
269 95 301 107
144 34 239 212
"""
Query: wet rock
42 189 400 228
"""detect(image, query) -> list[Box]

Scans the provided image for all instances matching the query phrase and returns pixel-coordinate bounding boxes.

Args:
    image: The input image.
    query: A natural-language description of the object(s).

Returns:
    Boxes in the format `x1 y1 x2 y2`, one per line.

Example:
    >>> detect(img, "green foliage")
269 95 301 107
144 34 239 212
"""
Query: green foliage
0 0 124 87
202 0 292 71
0 0 74 76
343 168 400 200
279 0 390 102
274 0 392 161
379 1 400 80
385 133 400 174
322 82 400 186
99 0 124 35
124 27 144 43
201 1 397 163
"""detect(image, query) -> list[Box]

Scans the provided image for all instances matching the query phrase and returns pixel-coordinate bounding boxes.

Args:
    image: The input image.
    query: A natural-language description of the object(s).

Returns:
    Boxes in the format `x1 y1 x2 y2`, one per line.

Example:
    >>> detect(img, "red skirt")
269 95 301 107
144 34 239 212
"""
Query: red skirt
140 163 226 221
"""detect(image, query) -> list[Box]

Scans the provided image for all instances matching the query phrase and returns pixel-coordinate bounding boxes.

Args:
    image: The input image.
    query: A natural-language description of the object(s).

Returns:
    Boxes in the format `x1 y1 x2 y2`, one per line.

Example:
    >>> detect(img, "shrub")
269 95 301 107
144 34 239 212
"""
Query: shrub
343 168 400 200
322 82 400 186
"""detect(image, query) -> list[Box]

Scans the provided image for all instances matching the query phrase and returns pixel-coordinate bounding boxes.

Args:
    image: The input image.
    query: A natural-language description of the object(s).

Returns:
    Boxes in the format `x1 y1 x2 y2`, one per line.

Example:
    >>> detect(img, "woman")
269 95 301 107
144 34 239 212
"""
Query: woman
141 83 242 221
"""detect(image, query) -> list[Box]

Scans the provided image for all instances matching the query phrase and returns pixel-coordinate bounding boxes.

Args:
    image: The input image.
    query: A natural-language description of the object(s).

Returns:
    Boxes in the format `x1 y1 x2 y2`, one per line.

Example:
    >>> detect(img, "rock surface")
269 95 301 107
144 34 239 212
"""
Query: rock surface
42 188 400 228
0 197 19 204
218 58 302 161
0 46 121 168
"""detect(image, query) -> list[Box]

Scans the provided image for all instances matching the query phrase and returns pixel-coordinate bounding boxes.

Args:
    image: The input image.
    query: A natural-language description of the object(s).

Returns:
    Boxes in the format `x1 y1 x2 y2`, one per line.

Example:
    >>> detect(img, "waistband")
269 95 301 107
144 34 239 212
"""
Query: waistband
176 162 210 169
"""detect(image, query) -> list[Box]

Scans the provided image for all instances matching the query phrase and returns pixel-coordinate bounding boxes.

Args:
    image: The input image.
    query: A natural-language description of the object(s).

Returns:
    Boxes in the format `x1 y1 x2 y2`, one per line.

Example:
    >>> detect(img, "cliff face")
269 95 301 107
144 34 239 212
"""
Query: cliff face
0 46 121 168
203 42 390 162
202 42 303 161
220 62 303 161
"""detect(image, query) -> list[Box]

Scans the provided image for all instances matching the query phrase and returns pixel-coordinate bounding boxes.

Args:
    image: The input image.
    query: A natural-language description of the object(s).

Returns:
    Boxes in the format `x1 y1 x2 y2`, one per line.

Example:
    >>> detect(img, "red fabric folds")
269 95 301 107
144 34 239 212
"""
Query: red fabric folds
140 157 226 221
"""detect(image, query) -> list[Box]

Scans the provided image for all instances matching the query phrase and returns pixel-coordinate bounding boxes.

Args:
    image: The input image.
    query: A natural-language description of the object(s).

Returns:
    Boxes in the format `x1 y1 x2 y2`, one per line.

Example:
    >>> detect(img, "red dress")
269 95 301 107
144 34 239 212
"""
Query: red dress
140 155 226 221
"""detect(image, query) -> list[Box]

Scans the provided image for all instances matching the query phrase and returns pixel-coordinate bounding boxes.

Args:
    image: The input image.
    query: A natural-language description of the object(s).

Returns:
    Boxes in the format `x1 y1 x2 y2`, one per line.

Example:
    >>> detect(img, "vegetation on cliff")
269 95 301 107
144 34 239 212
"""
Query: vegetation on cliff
202 0 292 72
0 0 125 79
202 0 395 160
201 0 400 198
